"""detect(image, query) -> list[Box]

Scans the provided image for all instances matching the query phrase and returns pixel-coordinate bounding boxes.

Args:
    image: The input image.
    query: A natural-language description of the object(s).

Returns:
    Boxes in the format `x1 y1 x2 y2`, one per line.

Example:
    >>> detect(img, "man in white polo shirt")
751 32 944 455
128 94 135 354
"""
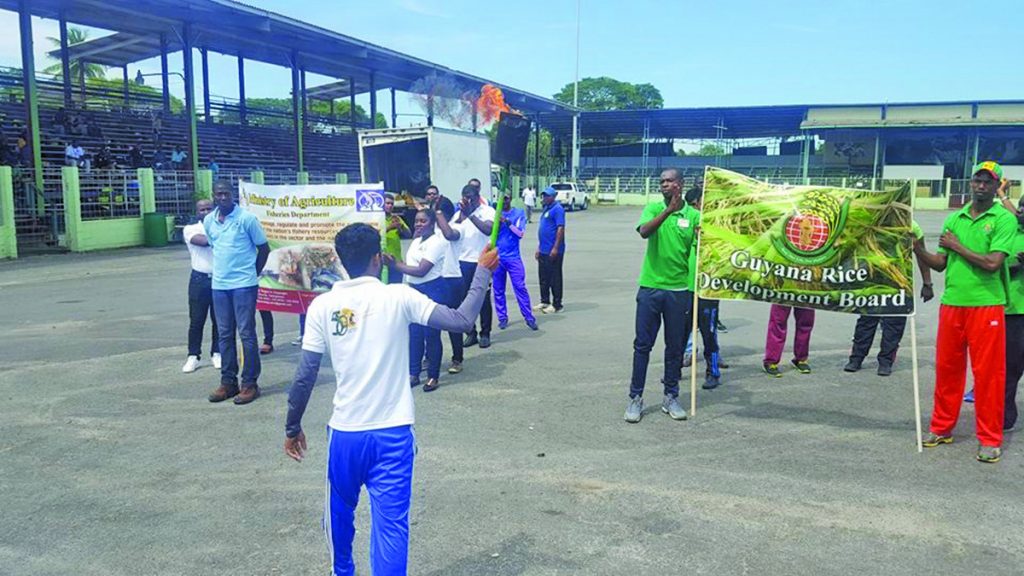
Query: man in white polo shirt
436 183 496 348
283 223 498 576
182 199 220 373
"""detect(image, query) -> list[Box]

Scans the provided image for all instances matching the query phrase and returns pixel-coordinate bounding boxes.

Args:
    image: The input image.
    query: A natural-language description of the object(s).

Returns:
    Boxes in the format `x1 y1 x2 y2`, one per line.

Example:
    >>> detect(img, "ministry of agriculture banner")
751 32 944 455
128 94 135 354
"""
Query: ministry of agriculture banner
239 181 386 314
697 168 914 316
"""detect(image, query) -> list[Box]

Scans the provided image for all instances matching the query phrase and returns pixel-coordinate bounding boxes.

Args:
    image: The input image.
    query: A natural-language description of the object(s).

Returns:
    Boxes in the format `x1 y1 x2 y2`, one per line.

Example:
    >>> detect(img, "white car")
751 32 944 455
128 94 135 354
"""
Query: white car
549 182 589 211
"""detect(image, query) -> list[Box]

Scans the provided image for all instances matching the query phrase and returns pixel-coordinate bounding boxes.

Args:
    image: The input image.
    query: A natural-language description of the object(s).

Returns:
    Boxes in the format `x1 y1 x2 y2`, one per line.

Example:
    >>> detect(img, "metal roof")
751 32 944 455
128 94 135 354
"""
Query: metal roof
7 0 572 113
539 100 1024 140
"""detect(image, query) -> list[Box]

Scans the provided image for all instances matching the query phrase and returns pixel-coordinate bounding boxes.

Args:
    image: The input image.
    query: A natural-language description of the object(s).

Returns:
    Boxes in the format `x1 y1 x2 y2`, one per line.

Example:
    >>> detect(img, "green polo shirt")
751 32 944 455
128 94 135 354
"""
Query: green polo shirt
1005 228 1024 315
937 202 1016 307
384 218 408 260
637 200 700 290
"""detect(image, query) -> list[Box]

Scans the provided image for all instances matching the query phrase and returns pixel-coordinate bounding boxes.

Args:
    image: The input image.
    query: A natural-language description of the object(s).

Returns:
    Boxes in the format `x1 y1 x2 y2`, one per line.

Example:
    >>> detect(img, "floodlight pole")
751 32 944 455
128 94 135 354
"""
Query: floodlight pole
570 0 581 180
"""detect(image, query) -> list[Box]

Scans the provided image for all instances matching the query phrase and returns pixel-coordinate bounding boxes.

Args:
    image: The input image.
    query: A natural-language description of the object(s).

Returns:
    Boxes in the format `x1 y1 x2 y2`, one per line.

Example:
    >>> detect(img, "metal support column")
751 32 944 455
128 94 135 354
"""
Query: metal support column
122 66 129 106
160 34 170 114
237 56 247 125
427 96 434 127
59 13 72 107
801 132 810 182
201 48 210 123
872 132 881 180
18 0 43 196
390 88 397 128
641 118 651 177
300 68 307 129
348 76 356 128
533 119 541 189
291 55 303 172
181 24 199 174
369 71 377 127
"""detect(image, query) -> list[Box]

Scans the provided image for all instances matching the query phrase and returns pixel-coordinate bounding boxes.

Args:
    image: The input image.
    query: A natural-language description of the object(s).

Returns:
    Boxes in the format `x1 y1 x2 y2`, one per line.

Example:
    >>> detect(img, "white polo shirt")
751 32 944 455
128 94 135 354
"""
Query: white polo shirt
454 204 496 262
183 223 213 274
404 233 446 285
302 277 437 432
438 232 462 279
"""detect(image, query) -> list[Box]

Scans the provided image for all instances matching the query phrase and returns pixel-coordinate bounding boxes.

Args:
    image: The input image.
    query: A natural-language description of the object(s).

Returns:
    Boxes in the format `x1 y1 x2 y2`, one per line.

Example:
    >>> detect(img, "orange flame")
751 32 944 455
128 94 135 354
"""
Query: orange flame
477 84 512 126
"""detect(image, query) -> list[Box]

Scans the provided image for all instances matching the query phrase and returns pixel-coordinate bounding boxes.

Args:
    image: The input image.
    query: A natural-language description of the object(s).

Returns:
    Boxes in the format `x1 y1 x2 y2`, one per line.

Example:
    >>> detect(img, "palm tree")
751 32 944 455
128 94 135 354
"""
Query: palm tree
43 26 106 101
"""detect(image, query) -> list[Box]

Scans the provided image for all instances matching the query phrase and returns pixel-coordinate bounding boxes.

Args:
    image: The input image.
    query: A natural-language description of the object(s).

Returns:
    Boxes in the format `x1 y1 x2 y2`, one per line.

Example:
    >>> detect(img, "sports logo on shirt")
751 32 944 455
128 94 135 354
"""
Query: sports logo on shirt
331 308 357 336
356 189 385 212
771 189 850 266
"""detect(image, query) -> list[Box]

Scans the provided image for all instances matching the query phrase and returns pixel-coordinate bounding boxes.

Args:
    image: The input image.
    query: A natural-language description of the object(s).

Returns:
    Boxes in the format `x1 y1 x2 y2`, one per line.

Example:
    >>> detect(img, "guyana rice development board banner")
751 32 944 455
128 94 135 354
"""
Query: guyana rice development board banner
697 168 914 316
239 181 386 314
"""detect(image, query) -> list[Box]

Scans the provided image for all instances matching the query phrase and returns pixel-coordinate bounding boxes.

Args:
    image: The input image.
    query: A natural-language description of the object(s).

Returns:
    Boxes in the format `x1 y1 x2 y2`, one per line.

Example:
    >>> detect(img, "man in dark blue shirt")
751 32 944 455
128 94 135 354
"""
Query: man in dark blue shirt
535 186 566 313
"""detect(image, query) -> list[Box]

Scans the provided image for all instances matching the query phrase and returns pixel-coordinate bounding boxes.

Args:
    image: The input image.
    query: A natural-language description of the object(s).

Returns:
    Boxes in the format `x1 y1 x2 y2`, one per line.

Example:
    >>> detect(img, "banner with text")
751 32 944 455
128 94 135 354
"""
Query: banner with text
697 168 914 316
240 181 386 314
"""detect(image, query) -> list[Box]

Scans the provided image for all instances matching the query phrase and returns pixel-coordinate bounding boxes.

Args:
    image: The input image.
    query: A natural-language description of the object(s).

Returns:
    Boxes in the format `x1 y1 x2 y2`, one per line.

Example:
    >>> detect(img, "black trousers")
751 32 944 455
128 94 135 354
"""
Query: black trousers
187 270 219 358
1005 314 1024 430
459 260 492 339
537 253 564 309
850 315 907 365
444 277 465 363
630 288 692 399
696 299 721 378
259 309 274 345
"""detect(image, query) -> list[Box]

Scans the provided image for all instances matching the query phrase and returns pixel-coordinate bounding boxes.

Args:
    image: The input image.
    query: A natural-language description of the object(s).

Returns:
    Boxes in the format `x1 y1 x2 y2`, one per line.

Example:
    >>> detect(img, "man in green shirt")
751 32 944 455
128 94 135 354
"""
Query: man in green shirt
625 169 700 423
1003 197 1024 432
914 161 1017 463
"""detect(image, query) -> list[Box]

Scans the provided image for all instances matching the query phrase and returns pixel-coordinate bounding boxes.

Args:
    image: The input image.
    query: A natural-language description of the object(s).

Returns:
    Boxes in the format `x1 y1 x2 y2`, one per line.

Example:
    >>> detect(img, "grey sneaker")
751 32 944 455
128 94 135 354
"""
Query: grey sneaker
661 395 688 420
977 445 1002 464
682 354 693 368
624 396 643 423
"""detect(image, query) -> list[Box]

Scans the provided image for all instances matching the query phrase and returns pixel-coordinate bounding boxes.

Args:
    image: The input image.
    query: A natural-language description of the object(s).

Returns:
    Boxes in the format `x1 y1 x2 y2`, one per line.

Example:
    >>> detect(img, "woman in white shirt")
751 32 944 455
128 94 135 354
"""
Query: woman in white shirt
384 209 448 392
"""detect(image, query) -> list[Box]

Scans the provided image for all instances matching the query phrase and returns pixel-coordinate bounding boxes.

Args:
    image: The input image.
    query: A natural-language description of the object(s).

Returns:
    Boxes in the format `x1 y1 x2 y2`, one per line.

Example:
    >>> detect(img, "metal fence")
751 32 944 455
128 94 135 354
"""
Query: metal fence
154 170 196 223
78 169 142 221
10 167 65 251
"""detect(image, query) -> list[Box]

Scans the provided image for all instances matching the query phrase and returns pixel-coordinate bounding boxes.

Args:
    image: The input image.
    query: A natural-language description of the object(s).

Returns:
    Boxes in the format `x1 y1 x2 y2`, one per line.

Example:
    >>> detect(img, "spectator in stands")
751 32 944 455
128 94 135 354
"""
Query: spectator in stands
52 107 67 136
150 147 165 170
171 146 188 170
535 186 565 314
151 111 163 137
913 161 1016 463
182 199 221 373
65 141 84 168
209 159 220 179
522 185 537 223
204 179 270 405
16 128 29 165
624 169 696 423
128 143 145 169
86 113 103 139
94 143 115 170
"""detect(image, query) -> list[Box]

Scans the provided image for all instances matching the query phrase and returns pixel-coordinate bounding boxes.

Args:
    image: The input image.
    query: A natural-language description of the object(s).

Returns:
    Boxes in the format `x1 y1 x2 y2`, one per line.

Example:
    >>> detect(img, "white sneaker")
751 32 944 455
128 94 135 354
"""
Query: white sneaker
532 303 547 311
182 355 200 373
211 353 222 369
291 337 302 346
543 304 558 314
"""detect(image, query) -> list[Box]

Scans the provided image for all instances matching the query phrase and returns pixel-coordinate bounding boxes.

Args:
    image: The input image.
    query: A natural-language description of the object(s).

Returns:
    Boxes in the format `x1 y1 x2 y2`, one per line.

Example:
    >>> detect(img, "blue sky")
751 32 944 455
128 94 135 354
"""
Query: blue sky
1 0 1023 124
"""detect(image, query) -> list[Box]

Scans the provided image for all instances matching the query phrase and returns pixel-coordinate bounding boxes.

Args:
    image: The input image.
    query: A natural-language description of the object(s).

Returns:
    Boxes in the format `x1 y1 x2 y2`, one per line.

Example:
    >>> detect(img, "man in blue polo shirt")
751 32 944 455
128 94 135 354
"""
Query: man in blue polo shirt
535 186 566 314
203 180 270 405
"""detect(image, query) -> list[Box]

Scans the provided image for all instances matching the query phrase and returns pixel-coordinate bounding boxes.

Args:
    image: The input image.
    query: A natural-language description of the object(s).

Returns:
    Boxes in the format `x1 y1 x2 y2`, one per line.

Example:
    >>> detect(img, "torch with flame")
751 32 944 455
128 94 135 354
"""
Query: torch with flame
477 84 514 126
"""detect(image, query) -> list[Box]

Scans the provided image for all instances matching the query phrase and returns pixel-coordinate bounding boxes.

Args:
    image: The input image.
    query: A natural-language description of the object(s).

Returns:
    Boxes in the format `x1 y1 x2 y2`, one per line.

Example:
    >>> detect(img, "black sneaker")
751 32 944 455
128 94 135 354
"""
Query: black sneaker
716 319 728 333
479 335 491 349
844 358 862 373
463 334 479 347
763 363 782 378
877 362 893 377
791 359 811 374
702 374 721 390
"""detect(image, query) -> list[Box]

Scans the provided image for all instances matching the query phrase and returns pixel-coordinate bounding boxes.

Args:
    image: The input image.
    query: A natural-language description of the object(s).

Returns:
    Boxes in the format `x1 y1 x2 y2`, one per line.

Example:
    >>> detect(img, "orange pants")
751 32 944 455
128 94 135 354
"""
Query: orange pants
930 305 1006 447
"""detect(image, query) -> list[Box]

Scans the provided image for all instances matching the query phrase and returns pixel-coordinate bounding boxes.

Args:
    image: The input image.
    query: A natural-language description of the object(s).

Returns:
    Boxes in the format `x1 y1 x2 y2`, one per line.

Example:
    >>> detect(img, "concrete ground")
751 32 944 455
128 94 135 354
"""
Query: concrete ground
1 207 1022 576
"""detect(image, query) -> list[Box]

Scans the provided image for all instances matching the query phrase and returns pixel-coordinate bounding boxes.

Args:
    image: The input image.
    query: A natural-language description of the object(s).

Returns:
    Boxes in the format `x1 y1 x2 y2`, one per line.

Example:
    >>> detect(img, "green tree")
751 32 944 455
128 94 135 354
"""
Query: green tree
217 97 386 129
696 143 728 156
43 27 107 98
553 77 664 111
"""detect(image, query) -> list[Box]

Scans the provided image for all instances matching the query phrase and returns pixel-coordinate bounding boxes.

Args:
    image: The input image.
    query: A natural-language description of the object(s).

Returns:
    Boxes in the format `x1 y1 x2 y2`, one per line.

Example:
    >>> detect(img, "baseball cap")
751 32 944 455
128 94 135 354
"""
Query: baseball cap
972 160 1003 181
542 186 557 196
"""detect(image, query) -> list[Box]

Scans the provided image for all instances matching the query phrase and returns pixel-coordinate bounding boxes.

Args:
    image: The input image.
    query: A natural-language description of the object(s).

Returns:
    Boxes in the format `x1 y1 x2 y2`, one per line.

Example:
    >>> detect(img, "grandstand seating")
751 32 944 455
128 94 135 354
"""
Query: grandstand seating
0 72 361 180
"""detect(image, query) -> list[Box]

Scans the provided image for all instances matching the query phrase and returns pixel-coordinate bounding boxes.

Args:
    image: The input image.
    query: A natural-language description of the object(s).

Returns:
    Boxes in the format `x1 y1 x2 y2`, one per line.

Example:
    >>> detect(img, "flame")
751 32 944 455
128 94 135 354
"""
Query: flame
477 84 512 126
